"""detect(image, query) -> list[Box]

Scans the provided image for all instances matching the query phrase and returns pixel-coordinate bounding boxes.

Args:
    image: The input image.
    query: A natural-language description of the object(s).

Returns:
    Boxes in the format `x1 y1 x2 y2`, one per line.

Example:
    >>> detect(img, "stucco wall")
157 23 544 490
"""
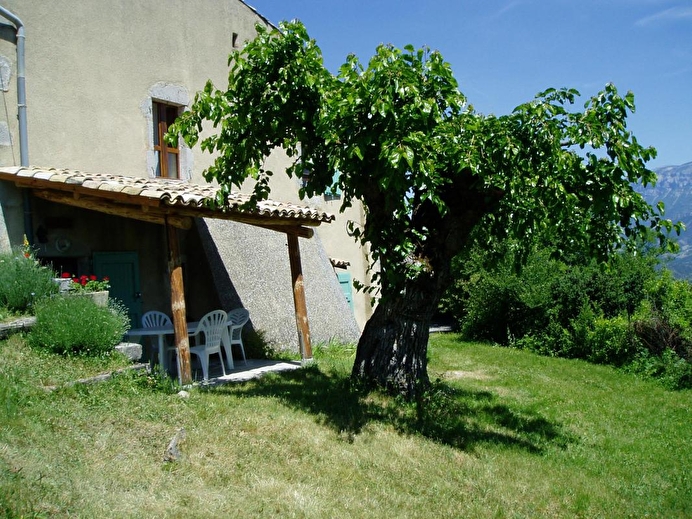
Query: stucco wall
200 218 361 350
242 148 373 329
0 181 22 252
0 0 264 178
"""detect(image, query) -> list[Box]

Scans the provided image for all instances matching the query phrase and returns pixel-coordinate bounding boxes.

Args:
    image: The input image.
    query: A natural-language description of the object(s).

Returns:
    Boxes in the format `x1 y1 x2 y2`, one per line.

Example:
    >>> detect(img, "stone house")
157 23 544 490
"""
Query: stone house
0 0 371 353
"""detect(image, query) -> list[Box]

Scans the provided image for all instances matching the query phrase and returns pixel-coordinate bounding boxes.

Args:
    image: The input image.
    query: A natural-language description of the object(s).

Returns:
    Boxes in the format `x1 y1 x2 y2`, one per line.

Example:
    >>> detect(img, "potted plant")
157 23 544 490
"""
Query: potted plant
59 272 110 306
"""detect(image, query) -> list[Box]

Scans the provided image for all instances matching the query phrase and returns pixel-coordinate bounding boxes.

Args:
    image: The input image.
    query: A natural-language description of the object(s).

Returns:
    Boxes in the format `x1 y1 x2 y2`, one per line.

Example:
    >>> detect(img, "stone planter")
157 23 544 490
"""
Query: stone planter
53 277 73 294
87 290 109 307
69 290 109 307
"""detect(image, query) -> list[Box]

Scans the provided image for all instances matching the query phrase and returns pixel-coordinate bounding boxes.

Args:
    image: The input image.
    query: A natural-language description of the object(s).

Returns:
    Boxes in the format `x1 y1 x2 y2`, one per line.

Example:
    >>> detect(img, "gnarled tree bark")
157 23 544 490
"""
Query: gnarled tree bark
352 182 504 400
352 276 441 398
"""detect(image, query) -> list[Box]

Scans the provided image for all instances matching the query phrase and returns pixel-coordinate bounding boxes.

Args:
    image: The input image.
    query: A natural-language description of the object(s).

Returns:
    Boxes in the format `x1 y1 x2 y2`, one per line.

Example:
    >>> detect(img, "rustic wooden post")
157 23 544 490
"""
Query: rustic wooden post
286 232 312 361
165 218 192 384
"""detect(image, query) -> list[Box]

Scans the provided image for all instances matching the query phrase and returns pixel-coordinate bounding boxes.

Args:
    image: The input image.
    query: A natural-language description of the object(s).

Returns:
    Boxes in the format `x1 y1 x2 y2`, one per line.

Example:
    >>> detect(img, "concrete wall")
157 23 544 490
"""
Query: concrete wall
0 0 372 346
200 218 360 350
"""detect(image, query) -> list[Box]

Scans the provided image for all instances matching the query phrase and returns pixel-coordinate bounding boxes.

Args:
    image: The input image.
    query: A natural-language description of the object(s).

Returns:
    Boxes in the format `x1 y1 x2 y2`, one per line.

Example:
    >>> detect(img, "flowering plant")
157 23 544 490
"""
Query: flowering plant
61 272 110 292
22 234 32 259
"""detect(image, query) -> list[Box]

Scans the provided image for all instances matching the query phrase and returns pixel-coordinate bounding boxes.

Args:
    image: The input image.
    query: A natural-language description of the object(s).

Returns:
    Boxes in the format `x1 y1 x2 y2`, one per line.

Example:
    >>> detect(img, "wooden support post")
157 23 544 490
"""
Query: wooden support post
166 218 192 384
287 232 312 361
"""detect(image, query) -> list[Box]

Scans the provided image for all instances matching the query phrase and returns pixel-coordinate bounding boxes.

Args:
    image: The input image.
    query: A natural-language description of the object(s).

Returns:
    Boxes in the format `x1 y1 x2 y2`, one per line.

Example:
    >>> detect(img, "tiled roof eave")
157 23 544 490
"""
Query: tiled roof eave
0 166 335 227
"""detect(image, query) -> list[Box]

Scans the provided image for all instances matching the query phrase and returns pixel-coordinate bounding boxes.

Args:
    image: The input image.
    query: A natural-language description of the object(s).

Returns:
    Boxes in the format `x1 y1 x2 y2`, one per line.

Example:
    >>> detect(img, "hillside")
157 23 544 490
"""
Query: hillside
641 161 692 278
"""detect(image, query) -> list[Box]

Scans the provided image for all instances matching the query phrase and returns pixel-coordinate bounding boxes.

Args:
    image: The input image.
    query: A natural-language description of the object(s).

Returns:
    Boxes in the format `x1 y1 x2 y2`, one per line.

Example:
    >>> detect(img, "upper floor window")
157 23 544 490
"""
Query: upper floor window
153 101 181 179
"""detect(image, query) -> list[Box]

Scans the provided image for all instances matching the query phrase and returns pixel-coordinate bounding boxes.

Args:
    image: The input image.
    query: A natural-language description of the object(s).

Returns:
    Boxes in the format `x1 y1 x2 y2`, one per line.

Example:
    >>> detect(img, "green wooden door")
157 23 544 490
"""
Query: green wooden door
93 251 142 326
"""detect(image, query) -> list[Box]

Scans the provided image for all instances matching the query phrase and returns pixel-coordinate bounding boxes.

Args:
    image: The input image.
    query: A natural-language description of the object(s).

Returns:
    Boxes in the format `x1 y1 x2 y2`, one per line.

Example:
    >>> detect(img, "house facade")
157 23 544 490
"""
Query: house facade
0 0 372 351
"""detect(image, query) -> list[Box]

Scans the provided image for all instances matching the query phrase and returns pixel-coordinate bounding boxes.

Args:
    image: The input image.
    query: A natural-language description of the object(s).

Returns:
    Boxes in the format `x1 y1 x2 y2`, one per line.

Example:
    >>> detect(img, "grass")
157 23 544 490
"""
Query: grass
1 333 690 518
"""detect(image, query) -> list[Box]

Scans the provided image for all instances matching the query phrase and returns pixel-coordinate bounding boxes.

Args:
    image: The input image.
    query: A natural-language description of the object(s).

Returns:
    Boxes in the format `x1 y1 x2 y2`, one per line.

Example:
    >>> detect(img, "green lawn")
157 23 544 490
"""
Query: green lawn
1 333 690 518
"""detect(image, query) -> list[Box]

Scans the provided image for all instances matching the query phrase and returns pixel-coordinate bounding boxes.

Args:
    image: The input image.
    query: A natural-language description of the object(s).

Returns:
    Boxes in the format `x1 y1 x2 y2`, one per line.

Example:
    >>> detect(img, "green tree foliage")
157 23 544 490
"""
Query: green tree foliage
170 21 681 399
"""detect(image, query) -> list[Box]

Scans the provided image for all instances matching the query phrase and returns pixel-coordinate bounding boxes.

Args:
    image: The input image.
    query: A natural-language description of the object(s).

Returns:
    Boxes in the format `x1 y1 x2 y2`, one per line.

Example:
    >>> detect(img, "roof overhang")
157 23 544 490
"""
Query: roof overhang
0 166 334 238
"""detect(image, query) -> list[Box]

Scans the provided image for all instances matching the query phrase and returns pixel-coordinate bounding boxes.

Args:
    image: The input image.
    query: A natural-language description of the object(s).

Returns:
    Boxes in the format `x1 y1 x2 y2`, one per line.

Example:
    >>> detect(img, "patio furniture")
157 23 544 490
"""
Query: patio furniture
185 309 228 381
142 310 172 328
141 311 172 366
224 308 249 367
127 321 200 376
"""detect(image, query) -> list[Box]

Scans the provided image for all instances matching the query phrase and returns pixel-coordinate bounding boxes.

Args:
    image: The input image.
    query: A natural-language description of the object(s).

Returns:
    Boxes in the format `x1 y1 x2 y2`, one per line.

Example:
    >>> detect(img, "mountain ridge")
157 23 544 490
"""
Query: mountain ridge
642 161 692 279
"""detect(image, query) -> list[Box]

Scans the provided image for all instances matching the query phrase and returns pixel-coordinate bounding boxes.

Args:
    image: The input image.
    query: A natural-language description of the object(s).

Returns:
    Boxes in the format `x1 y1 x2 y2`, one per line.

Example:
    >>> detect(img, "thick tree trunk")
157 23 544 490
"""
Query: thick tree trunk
352 277 443 399
352 176 504 400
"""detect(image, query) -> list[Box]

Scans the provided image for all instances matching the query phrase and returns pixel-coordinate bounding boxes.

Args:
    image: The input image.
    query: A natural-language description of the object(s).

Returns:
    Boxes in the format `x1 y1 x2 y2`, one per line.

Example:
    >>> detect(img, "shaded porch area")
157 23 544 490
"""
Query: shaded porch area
0 166 337 384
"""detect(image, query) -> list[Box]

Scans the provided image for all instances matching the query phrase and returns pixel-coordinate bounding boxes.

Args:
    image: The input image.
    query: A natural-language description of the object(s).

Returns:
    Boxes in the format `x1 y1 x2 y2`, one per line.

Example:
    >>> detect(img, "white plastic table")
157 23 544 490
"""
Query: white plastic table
126 321 198 371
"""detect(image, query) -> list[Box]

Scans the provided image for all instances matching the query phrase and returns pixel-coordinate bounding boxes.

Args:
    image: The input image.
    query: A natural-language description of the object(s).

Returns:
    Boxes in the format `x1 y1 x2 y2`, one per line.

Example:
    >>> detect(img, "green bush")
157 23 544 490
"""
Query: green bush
641 272 692 360
445 242 692 388
626 349 692 390
0 251 58 315
459 262 552 344
28 296 130 356
585 315 638 366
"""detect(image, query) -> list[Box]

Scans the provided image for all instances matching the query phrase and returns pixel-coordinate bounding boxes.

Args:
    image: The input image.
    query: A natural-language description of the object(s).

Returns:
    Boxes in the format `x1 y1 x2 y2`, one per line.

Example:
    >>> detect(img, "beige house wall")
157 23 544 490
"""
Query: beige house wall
0 0 372 329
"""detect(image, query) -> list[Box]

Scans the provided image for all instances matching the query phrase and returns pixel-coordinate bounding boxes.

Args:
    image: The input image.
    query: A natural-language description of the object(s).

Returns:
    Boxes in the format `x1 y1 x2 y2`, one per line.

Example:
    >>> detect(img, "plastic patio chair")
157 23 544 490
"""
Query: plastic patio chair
186 309 228 381
223 308 250 367
141 311 172 367
142 310 172 328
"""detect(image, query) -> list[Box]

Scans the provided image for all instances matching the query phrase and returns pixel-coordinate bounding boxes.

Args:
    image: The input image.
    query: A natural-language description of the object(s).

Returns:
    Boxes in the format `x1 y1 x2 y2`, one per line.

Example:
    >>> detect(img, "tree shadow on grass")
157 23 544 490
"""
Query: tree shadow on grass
207 364 573 454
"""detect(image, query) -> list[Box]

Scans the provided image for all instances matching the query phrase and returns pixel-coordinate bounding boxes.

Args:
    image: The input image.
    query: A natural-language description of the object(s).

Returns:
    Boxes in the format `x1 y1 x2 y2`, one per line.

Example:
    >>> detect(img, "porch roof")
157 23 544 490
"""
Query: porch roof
0 166 334 237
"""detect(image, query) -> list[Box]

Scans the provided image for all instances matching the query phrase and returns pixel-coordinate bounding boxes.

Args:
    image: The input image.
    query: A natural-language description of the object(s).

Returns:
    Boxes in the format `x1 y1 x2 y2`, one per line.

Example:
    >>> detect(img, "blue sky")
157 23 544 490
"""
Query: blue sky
247 0 691 168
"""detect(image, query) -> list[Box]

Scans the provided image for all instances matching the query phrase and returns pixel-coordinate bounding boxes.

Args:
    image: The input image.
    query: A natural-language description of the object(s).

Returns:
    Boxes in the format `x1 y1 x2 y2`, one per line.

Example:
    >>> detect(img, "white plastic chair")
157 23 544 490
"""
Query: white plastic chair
142 311 172 328
141 311 172 367
187 310 228 381
224 308 249 367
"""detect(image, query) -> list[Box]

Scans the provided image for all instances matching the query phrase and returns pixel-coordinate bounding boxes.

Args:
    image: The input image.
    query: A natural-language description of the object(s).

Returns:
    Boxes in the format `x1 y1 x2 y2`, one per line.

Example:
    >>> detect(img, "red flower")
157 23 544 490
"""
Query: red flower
103 276 110 282
89 275 97 281
61 272 72 278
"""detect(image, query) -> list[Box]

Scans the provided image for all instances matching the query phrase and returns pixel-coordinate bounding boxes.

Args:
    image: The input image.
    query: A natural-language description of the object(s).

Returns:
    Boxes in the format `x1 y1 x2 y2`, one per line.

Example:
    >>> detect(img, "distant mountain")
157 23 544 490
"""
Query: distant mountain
640 161 692 279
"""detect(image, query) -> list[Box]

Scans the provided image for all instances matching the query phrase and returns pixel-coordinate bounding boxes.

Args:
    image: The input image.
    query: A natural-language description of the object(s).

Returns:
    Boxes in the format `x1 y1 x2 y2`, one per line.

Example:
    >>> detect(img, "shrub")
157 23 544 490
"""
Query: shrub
445 239 692 387
512 319 577 359
632 273 692 363
626 349 692 390
459 264 551 344
459 274 518 343
29 295 130 356
585 316 638 366
0 250 59 314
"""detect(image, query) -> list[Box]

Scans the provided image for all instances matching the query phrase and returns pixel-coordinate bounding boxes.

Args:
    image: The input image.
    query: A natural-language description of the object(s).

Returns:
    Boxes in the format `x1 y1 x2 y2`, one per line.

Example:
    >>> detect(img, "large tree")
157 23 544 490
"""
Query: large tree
171 21 680 400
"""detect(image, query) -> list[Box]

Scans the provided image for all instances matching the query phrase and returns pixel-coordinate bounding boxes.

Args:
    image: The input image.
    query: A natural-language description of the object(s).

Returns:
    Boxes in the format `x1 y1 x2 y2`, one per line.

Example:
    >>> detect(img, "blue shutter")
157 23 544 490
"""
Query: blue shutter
337 272 354 311
325 171 342 200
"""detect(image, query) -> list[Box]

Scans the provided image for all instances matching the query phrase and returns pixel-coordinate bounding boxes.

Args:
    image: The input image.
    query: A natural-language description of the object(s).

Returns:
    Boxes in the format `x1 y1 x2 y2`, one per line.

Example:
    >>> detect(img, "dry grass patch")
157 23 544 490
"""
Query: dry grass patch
444 369 493 380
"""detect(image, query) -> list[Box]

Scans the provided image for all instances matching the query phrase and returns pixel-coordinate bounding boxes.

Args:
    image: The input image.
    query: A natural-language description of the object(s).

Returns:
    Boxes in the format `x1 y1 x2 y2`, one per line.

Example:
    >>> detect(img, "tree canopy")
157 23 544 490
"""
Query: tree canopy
170 20 681 399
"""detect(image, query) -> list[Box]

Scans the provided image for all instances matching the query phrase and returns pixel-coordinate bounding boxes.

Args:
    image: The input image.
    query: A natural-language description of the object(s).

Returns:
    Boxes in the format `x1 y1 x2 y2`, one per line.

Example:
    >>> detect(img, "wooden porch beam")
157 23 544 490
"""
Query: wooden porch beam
253 223 314 239
287 232 312 362
31 188 326 233
32 190 193 229
166 218 193 385
175 209 324 229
